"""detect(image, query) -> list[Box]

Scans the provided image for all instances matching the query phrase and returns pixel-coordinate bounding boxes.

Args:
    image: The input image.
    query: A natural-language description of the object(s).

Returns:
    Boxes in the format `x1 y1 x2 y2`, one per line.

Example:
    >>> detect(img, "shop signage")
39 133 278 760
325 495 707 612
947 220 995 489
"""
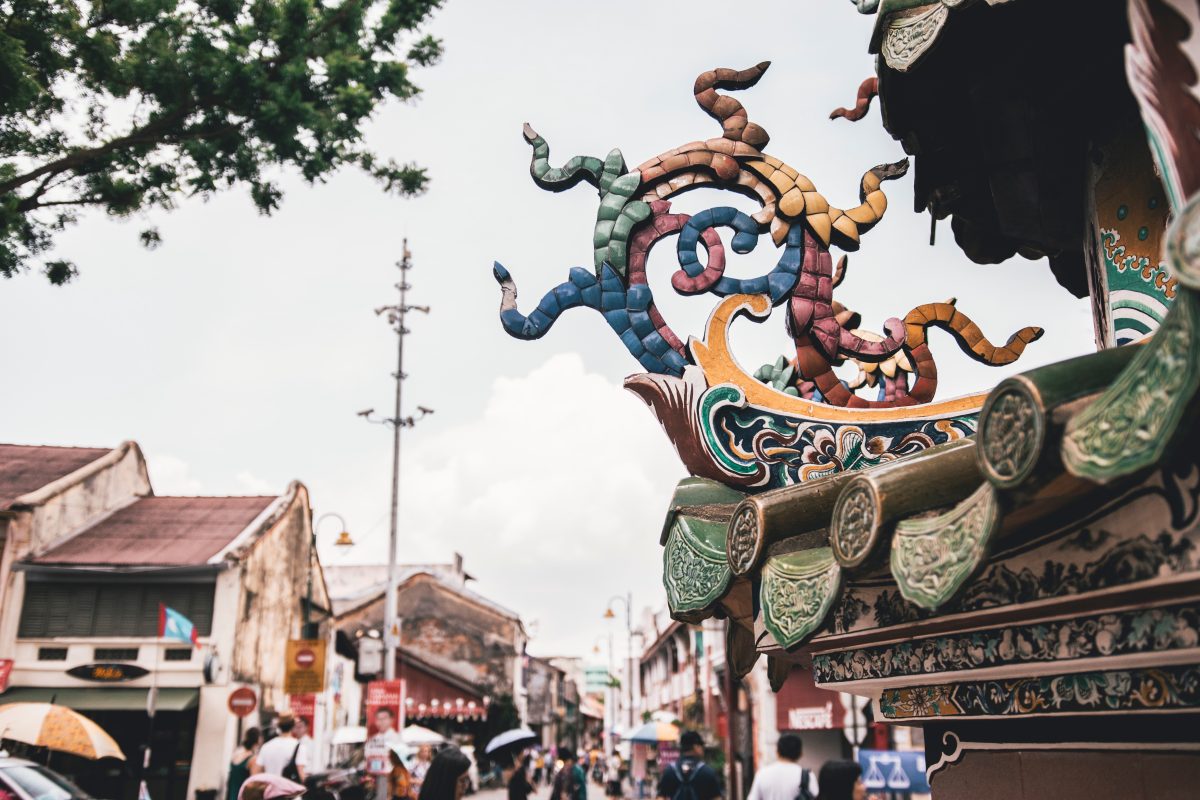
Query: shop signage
858 750 928 794
67 663 150 682
284 639 326 694
775 666 847 731
0 659 12 693
228 687 258 717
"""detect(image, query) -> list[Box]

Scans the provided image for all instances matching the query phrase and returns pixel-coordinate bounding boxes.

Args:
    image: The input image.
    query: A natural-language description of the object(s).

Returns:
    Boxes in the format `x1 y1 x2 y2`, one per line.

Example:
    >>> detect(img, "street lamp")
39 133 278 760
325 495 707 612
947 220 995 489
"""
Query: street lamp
593 634 616 756
605 592 637 731
304 512 355 637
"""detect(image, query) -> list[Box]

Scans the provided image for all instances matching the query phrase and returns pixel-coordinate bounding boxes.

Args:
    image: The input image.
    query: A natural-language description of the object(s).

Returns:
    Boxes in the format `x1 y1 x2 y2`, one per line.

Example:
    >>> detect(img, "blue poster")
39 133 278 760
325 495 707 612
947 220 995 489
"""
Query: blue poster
857 749 929 794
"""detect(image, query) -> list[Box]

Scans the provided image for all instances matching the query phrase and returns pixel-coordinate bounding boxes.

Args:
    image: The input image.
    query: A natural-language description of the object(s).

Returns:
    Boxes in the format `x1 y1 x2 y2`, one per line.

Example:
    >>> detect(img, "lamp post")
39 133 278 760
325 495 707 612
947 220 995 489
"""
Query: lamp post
360 240 433 681
604 592 636 731
593 633 615 756
304 512 355 638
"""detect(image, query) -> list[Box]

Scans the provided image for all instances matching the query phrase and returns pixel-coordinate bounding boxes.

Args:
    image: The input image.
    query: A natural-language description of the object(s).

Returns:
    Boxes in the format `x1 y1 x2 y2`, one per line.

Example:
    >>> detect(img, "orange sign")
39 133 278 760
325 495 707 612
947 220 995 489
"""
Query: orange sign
284 639 326 694
228 687 258 717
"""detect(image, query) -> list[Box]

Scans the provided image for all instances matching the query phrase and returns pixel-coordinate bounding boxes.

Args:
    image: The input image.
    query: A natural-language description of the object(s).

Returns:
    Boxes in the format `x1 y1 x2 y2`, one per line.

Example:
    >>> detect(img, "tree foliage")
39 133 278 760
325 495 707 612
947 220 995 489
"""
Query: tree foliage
0 0 443 283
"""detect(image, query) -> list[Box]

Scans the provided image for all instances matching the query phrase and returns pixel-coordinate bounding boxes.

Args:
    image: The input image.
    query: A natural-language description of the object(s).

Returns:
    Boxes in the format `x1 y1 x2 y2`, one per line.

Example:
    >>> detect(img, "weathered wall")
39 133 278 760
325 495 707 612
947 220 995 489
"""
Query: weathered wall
229 483 327 705
395 575 521 694
0 443 150 655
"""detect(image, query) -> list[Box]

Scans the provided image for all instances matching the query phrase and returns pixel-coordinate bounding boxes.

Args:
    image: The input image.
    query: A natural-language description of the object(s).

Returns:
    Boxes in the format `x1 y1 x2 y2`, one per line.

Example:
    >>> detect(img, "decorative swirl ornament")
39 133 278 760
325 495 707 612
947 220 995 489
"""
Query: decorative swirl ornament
727 504 761 577
978 381 1042 488
829 480 878 568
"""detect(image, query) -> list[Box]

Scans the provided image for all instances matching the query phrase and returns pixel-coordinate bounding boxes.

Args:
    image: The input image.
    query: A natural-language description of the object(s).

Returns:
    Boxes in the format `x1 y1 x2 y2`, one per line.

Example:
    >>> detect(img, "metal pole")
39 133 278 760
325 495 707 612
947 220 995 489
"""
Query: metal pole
383 243 410 682
625 591 634 730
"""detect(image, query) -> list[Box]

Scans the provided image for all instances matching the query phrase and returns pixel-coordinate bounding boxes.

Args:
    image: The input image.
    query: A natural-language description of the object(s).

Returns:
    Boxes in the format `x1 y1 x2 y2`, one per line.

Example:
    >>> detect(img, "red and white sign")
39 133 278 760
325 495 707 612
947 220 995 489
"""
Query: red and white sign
289 693 316 730
775 666 848 732
295 649 316 668
365 679 404 738
228 687 258 718
0 659 13 693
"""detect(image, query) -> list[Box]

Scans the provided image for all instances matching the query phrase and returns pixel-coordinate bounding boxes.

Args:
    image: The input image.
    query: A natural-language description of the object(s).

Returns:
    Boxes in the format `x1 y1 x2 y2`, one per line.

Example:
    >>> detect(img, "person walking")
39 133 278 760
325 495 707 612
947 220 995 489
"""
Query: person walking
552 749 586 800
816 761 864 800
509 755 534 800
255 714 308 782
228 728 261 800
745 734 818 800
604 751 623 800
655 731 721 800
411 744 435 798
388 745 413 800
418 747 473 800
534 751 546 786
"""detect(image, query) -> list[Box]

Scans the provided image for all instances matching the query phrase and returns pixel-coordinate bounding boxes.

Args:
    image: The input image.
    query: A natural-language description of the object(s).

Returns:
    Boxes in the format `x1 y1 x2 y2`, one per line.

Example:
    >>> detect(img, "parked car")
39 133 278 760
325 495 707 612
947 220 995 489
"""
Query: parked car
0 758 92 800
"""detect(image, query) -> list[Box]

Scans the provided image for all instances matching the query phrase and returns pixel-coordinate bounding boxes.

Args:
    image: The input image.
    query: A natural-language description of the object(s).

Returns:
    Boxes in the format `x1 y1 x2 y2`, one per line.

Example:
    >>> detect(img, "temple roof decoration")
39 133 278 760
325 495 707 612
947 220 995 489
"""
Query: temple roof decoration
492 63 1043 506
493 21 1200 734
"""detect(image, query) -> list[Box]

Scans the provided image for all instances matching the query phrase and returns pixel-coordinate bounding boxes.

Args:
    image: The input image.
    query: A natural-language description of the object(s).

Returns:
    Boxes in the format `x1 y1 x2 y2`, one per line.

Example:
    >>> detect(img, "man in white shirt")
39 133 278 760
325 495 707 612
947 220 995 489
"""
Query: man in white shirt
745 734 818 800
255 714 309 781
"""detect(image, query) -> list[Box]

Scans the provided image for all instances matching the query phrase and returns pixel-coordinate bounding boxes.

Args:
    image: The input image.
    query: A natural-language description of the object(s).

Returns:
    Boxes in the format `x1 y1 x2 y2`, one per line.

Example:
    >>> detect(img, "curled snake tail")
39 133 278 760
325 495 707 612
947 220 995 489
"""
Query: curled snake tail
830 77 879 121
693 62 772 149
524 127 605 192
905 303 1045 366
494 262 596 341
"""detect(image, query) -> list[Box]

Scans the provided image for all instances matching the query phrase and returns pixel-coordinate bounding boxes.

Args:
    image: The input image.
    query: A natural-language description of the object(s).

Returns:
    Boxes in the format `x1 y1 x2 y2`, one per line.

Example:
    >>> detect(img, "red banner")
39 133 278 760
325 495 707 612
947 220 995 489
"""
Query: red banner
365 679 404 738
0 659 12 693
289 693 316 730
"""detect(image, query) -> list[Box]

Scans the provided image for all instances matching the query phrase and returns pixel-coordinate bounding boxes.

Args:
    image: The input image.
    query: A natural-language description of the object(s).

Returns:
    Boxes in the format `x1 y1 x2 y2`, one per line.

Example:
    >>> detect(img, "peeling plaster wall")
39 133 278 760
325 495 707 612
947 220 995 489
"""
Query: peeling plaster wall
0 444 150 656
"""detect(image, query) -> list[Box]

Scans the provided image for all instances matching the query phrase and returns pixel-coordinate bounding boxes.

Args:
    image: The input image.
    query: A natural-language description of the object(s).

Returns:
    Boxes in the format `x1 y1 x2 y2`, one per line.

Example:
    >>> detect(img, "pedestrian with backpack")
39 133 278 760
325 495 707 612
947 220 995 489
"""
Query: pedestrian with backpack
655 731 722 800
745 734 818 800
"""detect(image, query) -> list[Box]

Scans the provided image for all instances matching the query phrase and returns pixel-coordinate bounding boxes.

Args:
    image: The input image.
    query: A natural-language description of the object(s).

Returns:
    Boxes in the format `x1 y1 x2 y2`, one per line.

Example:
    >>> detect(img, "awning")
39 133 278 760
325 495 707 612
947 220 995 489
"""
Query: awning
0 687 199 711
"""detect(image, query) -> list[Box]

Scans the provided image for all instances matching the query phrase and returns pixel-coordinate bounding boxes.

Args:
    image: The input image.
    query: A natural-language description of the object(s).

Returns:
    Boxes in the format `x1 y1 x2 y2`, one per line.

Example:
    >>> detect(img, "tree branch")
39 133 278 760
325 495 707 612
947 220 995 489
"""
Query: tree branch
0 106 192 196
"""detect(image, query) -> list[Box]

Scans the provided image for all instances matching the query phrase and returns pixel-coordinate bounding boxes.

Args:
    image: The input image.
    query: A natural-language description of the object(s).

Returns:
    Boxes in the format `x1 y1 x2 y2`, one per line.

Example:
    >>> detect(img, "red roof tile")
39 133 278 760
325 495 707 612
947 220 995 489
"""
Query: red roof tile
33 495 278 566
0 444 113 510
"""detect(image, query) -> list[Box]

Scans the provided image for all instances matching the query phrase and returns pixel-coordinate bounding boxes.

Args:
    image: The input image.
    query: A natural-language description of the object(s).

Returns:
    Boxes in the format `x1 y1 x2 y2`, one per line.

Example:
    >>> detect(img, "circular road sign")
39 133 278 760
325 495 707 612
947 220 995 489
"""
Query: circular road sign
228 687 258 717
295 649 316 668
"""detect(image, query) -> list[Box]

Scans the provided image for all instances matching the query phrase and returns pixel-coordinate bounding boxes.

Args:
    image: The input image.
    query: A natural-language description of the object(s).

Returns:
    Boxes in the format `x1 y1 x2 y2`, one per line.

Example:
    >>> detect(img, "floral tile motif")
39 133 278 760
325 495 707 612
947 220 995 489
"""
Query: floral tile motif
813 602 1200 684
878 665 1200 719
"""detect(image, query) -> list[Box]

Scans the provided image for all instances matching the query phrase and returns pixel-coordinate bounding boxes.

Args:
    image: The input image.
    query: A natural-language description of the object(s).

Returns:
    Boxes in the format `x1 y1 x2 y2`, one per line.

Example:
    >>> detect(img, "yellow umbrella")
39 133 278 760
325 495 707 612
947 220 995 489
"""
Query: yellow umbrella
0 703 125 760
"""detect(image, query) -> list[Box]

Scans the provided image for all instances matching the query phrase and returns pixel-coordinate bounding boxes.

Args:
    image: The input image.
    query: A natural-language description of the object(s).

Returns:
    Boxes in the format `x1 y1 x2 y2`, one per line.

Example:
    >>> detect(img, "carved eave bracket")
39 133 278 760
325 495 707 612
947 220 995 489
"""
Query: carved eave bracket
869 0 1017 73
760 547 842 650
661 477 747 625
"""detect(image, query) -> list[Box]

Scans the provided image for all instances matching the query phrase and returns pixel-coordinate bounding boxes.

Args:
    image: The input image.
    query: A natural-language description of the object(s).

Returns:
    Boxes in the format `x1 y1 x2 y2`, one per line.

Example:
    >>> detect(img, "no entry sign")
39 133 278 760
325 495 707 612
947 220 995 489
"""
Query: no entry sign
228 687 258 717
284 639 327 694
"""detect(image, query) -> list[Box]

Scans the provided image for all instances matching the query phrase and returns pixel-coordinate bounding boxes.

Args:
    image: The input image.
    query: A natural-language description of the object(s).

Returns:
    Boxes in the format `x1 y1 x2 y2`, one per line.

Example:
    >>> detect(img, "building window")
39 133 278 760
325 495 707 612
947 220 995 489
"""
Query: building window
164 649 193 662
37 647 67 661
18 581 215 638
94 647 139 661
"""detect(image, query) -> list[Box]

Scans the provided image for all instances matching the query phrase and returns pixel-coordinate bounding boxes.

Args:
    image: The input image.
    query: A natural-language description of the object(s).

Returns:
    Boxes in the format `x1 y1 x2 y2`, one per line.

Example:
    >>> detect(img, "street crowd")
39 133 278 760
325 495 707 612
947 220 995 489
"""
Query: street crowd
225 714 865 800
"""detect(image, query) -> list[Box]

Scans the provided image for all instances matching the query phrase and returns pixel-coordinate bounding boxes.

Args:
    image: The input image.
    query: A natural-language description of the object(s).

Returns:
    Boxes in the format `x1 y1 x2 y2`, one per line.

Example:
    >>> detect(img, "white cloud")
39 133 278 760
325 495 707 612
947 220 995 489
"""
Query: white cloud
345 353 687 658
236 471 278 495
146 455 205 495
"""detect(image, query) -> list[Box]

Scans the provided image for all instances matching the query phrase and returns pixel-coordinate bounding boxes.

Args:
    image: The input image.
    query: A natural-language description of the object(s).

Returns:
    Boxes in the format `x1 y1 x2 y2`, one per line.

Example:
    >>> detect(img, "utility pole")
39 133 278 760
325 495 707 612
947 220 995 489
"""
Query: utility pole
359 239 433 681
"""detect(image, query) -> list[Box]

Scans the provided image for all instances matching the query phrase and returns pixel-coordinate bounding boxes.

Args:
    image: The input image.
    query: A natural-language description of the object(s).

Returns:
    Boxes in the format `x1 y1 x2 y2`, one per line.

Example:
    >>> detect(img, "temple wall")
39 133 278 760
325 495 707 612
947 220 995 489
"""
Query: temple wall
931 748 1200 800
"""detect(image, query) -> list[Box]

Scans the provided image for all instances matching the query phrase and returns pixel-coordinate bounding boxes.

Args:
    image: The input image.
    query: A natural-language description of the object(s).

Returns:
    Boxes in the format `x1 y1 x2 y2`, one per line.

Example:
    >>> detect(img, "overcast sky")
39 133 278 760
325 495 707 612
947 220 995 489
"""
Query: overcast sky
0 0 1095 662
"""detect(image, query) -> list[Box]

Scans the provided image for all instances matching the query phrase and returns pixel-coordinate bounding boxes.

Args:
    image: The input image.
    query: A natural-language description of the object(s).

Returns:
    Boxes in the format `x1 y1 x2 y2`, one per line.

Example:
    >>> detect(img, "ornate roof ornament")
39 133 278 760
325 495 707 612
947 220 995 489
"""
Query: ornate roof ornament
492 62 1043 496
